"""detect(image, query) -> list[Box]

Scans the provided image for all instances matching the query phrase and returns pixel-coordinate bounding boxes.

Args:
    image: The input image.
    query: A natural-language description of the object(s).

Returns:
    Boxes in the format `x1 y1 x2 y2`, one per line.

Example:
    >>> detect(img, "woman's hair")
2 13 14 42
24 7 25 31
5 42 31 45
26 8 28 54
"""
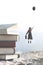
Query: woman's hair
29 27 31 29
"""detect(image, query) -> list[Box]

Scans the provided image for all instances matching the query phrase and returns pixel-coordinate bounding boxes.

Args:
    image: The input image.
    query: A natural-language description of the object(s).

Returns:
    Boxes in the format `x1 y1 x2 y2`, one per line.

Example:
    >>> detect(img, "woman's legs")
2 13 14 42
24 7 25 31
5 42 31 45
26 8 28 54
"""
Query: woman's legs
28 39 32 43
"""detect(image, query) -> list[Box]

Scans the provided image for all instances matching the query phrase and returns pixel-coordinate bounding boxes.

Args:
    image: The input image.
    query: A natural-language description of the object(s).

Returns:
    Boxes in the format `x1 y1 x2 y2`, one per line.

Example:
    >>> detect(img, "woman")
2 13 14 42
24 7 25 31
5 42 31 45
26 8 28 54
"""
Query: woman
25 27 33 43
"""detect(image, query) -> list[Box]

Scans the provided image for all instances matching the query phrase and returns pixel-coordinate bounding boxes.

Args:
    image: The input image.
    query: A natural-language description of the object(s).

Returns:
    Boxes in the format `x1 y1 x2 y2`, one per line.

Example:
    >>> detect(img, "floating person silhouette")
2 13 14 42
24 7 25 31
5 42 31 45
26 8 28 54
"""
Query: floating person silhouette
25 27 33 43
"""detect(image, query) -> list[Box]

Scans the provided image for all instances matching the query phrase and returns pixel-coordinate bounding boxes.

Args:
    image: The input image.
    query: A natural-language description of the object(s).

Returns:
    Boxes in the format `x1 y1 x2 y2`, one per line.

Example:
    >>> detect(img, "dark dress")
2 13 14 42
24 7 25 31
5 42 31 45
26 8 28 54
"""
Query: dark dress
27 29 33 40
28 31 32 40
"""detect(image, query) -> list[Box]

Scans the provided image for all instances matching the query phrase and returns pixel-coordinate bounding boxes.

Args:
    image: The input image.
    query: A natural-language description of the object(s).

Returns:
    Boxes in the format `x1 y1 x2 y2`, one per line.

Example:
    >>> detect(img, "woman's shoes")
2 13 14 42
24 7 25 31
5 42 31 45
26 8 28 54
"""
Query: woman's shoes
28 41 29 43
28 41 31 43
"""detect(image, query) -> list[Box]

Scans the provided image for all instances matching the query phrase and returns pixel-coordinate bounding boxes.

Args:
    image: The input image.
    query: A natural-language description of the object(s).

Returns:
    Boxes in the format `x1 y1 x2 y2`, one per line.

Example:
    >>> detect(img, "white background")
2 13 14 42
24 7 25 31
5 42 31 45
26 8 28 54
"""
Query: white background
0 0 43 52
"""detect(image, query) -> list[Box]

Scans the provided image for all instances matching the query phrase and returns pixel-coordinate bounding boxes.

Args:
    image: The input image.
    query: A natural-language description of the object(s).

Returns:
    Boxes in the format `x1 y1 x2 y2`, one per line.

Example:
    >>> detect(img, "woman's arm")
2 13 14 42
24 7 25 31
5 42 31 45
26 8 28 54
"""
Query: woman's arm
31 27 34 30
26 30 29 35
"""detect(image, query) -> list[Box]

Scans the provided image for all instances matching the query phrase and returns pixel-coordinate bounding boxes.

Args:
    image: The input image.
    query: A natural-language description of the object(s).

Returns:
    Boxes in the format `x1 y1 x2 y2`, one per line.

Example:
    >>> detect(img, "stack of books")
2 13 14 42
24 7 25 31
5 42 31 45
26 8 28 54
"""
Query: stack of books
0 24 19 60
